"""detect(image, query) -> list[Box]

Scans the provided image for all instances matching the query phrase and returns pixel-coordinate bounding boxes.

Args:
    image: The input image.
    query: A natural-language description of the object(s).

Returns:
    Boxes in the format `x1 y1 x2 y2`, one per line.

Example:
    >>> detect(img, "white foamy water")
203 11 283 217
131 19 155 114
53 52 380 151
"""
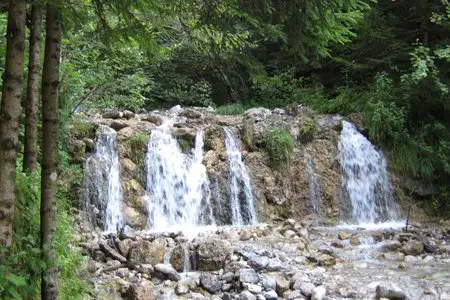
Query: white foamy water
338 121 401 224
224 127 258 225
84 125 124 232
145 123 214 232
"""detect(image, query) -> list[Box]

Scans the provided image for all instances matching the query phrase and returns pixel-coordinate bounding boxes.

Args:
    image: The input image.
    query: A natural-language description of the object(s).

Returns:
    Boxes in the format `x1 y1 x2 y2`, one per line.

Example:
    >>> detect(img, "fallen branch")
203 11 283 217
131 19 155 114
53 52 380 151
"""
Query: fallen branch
99 243 128 263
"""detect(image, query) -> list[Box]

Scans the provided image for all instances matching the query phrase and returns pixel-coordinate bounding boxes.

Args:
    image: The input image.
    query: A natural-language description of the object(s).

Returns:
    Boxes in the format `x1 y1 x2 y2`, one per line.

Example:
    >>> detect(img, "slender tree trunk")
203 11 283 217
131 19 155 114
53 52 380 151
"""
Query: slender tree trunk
0 0 26 248
23 4 42 173
40 4 61 299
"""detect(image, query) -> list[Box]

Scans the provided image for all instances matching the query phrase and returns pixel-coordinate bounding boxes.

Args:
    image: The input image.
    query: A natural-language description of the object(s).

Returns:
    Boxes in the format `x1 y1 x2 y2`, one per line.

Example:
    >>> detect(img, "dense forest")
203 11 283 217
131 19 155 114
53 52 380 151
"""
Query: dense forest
0 0 448 299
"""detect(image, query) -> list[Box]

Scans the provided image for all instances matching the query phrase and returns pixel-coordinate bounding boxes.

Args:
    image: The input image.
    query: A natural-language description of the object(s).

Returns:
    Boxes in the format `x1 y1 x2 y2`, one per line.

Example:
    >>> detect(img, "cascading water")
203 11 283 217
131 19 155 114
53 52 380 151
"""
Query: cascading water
305 148 321 214
338 121 401 224
145 123 214 231
84 125 124 232
224 127 258 225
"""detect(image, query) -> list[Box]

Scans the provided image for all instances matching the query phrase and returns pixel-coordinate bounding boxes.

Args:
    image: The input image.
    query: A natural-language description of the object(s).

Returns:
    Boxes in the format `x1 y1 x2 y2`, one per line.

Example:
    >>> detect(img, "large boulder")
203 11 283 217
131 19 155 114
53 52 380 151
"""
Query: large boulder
170 245 186 272
402 241 424 256
126 280 154 300
128 239 165 265
197 239 231 271
375 282 406 300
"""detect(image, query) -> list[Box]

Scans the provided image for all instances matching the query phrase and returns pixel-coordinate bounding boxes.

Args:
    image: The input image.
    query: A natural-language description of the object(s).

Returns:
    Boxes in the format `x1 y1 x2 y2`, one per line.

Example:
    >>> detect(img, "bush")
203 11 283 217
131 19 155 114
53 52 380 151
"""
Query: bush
216 103 246 115
69 120 96 139
264 129 294 168
299 117 316 143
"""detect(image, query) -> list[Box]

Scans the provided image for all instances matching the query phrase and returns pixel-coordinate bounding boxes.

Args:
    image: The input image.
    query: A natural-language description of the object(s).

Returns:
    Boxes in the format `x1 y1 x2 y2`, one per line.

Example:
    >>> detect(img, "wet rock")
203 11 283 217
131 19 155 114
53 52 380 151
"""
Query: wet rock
317 254 336 266
311 286 326 300
83 138 95 152
87 259 102 273
168 105 182 115
103 110 122 119
126 280 154 300
200 273 222 293
414 235 436 253
221 272 235 283
422 255 434 263
350 234 361 246
381 241 402 252
239 268 259 284
123 110 135 119
175 280 190 295
331 240 344 248
197 240 231 271
116 239 133 257
240 290 257 300
137 264 153 276
154 264 181 281
402 241 424 256
142 114 163 126
110 120 129 131
263 290 278 300
182 108 203 119
383 252 405 261
298 228 309 239
262 276 276 291
318 246 334 255
372 232 384 242
191 292 206 300
275 276 290 295
240 230 253 241
119 225 137 240
284 230 297 238
286 290 305 299
338 232 349 240
129 240 165 265
375 282 406 300
169 245 186 272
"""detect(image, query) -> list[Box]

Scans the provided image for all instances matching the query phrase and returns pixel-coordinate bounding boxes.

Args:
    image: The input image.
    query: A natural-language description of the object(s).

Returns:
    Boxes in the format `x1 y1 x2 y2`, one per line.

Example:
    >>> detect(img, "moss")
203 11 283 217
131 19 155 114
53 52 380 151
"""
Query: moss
127 133 149 167
299 117 316 143
264 129 294 169
178 138 191 151
69 120 97 139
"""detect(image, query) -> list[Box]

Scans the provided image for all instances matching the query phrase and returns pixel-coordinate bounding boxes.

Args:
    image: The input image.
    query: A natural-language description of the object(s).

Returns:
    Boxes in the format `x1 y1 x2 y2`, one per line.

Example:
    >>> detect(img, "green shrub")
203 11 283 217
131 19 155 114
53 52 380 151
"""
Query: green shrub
264 129 294 168
69 120 96 139
299 117 316 143
216 103 246 115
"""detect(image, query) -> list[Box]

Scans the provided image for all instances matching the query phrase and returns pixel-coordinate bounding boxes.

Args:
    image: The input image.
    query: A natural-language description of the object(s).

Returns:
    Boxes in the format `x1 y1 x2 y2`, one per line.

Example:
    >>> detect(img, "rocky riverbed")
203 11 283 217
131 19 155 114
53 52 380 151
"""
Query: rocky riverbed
77 218 450 300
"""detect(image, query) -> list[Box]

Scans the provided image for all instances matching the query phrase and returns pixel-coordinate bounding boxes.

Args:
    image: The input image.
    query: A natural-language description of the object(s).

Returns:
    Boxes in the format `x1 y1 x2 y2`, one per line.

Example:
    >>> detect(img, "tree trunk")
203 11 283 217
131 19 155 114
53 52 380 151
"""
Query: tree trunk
23 4 42 173
40 4 61 299
0 0 26 248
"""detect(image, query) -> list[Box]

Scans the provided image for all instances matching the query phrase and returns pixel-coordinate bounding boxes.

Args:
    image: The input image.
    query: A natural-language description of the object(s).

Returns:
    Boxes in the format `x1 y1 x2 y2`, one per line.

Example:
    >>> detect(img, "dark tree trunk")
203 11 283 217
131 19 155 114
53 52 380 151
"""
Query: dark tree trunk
0 0 26 248
23 4 42 173
40 4 61 299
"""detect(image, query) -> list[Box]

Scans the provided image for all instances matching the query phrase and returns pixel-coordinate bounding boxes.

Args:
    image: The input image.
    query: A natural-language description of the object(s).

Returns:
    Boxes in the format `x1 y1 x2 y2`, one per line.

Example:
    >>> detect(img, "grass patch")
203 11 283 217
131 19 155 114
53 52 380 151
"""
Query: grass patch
69 120 96 139
299 117 316 143
264 129 294 168
216 103 246 115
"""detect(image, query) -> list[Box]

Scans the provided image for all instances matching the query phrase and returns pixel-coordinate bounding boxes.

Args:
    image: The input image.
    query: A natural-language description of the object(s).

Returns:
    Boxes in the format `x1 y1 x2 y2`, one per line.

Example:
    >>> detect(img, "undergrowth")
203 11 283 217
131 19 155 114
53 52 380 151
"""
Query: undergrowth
264 129 294 168
215 103 246 115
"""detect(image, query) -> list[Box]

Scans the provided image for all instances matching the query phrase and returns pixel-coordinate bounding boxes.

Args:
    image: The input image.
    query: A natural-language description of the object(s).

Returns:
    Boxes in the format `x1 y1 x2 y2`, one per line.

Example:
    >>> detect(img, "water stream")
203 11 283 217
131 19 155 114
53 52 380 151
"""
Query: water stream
338 121 401 224
224 127 258 225
84 125 124 232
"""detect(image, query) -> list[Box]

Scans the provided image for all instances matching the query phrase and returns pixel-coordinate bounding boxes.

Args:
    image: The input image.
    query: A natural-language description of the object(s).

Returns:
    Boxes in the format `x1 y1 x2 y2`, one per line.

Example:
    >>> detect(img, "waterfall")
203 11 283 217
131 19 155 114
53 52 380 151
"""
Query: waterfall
145 123 214 231
338 121 401 224
224 127 258 225
84 125 124 232
305 148 321 214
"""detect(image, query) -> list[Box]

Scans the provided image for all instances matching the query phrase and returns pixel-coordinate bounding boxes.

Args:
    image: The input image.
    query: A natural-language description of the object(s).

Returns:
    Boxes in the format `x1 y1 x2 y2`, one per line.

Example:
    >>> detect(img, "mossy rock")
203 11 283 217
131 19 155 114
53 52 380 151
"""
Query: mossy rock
69 120 97 139
299 117 316 143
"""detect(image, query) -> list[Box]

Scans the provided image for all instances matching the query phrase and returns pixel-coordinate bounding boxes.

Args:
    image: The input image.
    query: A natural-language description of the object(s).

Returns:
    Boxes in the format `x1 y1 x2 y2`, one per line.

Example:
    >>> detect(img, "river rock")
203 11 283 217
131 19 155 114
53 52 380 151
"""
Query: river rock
375 282 406 300
317 254 336 266
338 232 349 240
293 280 314 297
197 240 231 271
350 234 361 246
245 283 262 294
240 230 253 241
263 290 278 300
103 110 122 119
402 241 424 256
200 273 222 293
240 290 257 300
381 240 402 252
311 286 326 300
123 110 135 119
175 280 190 295
318 246 334 255
142 114 163 125
116 239 133 257
182 108 203 119
154 264 181 281
129 240 165 265
126 280 154 300
275 276 290 295
239 268 259 284
262 276 276 291
119 225 137 240
110 120 129 131
248 255 269 271
170 245 186 272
